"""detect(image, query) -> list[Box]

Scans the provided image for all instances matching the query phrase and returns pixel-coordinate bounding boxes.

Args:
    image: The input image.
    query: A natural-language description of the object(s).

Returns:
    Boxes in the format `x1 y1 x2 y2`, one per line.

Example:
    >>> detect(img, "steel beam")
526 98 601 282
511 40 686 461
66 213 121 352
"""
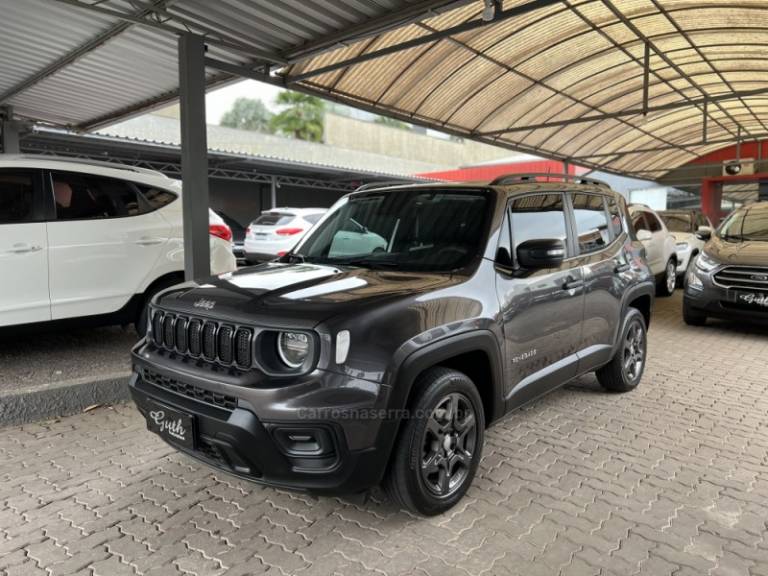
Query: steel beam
270 176 277 209
285 0 561 83
642 41 650 116
479 87 768 136
178 33 210 281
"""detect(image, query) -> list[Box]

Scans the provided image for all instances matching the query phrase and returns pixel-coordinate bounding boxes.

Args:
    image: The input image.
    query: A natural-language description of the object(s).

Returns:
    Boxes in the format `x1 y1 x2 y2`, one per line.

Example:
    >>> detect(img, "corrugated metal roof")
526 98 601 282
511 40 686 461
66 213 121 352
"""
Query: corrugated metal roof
1 0 766 179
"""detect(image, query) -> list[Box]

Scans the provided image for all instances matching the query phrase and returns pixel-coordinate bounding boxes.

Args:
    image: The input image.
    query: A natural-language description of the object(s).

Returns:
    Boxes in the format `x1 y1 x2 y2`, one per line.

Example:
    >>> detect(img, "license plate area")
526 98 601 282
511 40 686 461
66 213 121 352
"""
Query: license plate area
144 398 195 450
733 291 768 308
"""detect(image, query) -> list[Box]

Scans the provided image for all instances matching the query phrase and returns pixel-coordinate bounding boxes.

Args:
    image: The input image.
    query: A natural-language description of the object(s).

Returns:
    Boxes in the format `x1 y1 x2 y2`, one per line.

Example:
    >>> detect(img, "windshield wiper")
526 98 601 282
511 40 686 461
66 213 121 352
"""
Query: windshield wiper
326 257 399 269
720 234 744 242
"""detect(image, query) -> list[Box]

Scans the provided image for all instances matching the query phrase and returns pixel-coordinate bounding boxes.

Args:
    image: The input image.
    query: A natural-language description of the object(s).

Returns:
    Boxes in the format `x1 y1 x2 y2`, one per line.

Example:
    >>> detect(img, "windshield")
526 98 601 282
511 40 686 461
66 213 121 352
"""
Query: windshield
292 189 490 272
718 206 768 241
660 212 694 233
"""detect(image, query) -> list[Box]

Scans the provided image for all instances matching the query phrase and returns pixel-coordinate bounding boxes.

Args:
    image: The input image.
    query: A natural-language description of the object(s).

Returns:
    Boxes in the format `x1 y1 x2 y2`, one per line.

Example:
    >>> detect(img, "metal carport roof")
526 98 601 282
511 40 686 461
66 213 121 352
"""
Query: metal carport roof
2 0 768 180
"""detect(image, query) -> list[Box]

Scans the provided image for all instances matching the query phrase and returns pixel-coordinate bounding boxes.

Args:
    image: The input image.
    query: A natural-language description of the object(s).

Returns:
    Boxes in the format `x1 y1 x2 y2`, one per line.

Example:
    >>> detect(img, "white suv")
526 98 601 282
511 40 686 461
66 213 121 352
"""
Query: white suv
0 155 236 333
629 204 678 296
244 207 326 263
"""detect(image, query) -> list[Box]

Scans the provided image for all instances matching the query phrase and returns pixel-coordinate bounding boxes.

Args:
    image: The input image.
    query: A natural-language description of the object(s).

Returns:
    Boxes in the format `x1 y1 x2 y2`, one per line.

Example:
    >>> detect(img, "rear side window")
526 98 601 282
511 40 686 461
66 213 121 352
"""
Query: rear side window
139 186 176 211
304 213 323 225
571 193 611 254
509 193 568 254
254 212 294 226
605 196 624 239
51 172 141 220
0 170 38 224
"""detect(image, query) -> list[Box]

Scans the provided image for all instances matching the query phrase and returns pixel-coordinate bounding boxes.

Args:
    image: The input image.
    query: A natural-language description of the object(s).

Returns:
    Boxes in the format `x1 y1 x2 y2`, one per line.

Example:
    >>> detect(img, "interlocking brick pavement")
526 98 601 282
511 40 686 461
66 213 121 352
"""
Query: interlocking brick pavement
2 293 768 575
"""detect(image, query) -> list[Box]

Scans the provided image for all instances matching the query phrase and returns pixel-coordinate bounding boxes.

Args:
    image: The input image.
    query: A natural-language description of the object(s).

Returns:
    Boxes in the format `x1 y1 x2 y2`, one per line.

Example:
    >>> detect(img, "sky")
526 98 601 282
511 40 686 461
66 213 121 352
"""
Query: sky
205 80 285 125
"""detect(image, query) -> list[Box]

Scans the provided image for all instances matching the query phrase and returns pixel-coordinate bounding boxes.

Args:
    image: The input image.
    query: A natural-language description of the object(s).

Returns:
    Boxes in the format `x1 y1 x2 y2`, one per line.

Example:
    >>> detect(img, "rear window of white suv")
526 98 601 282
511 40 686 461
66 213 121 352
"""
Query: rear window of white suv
253 212 294 226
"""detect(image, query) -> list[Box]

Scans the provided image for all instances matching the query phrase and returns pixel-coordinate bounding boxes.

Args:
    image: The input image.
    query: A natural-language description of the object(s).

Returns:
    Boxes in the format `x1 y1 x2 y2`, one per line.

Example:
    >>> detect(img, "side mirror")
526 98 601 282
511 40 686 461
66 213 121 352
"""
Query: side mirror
695 226 712 241
517 239 565 269
636 229 653 242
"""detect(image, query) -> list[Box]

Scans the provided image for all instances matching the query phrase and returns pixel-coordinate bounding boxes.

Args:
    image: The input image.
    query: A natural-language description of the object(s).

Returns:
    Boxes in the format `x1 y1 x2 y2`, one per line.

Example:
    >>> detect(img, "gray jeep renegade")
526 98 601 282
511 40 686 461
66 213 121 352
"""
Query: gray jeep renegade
130 174 655 515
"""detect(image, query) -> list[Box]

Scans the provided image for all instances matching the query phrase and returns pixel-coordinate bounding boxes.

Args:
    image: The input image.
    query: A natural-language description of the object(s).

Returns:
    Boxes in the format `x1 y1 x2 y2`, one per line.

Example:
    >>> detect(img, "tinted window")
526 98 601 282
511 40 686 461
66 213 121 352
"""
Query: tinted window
572 193 611 254
296 190 488 272
646 212 662 232
606 196 623 239
140 186 176 211
660 212 693 233
52 172 141 220
509 193 568 254
0 170 37 224
632 211 649 233
254 212 294 226
304 213 323 225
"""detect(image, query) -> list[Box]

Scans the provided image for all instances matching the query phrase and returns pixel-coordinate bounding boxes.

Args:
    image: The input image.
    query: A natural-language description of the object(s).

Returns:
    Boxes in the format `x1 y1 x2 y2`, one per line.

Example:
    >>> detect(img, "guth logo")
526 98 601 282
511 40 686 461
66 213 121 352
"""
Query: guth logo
193 298 216 310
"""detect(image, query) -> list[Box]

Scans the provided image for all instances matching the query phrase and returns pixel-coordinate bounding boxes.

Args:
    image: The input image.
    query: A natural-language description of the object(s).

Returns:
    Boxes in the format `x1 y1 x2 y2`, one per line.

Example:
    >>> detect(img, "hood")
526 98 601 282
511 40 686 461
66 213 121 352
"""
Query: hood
706 237 768 267
670 231 695 243
154 262 463 329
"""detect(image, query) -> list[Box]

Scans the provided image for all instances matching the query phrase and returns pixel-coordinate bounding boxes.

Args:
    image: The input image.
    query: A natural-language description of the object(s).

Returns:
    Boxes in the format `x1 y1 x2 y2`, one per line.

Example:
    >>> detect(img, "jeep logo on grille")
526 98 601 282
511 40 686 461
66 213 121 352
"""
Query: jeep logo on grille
751 274 768 282
193 298 216 310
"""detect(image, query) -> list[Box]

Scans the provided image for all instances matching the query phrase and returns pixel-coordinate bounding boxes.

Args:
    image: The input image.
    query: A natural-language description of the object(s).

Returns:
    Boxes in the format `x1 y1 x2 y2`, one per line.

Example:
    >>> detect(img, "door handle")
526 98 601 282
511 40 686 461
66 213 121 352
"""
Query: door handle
563 277 584 291
6 243 42 254
614 262 631 273
136 237 165 246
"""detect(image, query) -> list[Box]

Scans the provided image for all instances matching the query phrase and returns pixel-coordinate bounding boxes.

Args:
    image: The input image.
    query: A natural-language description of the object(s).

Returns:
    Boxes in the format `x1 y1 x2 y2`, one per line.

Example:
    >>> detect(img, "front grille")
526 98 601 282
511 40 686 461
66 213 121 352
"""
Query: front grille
150 310 253 368
714 266 768 292
141 367 237 411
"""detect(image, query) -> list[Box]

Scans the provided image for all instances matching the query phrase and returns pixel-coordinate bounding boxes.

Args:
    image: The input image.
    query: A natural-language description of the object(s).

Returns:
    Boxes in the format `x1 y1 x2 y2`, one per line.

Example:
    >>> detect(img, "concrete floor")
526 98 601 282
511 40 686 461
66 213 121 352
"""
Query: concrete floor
1 293 768 576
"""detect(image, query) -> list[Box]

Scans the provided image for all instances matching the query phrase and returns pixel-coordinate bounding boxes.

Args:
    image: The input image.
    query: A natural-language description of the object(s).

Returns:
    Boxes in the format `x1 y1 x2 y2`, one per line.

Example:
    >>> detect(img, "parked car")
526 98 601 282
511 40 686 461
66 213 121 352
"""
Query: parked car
244 208 326 263
684 201 768 326
658 209 713 281
215 210 247 264
130 175 654 515
629 204 678 296
0 155 237 333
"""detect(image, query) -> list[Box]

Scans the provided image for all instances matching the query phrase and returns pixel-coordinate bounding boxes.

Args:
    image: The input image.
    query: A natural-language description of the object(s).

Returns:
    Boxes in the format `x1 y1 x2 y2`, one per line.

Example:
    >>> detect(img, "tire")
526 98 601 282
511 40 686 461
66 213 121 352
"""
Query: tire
656 258 677 297
135 278 183 337
384 367 485 516
596 308 647 393
683 301 707 326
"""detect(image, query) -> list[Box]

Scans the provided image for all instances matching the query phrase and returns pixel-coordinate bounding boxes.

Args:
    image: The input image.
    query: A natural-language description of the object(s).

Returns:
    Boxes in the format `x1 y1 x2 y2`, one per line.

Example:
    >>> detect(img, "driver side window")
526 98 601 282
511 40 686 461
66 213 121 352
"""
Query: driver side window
508 193 568 263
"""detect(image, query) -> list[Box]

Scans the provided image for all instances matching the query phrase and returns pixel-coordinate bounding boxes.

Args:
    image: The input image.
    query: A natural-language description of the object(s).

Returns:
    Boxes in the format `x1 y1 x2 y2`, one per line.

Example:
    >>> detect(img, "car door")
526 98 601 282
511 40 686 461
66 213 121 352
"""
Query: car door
568 192 625 371
495 192 585 409
632 210 662 274
46 170 171 320
0 168 51 326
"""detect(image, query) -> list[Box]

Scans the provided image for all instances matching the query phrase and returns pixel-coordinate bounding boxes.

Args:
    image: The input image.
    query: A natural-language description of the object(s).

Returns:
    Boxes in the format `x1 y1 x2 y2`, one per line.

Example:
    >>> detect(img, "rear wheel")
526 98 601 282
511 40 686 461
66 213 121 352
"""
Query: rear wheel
384 367 484 516
596 308 647 392
657 258 677 297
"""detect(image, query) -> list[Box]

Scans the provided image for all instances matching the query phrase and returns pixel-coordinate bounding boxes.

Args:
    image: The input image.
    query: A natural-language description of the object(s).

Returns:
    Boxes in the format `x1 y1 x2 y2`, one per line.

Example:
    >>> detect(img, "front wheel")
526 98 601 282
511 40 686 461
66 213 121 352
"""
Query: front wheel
384 367 484 516
657 258 677 297
596 308 647 392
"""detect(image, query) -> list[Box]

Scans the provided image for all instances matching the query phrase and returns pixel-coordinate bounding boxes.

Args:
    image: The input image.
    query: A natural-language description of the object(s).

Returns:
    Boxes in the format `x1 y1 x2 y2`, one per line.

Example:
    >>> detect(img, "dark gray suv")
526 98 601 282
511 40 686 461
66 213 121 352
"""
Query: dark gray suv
684 201 768 325
130 175 655 515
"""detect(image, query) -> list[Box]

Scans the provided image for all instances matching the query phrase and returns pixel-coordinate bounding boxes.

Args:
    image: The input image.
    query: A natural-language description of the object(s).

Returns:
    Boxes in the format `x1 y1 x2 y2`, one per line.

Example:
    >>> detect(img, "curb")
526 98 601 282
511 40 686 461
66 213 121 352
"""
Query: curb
0 372 132 427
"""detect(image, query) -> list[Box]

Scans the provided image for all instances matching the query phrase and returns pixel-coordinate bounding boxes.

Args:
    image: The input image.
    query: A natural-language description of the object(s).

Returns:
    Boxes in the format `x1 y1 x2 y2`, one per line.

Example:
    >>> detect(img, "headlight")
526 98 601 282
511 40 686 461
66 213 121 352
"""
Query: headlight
687 264 703 289
676 242 689 251
695 252 719 272
277 331 311 368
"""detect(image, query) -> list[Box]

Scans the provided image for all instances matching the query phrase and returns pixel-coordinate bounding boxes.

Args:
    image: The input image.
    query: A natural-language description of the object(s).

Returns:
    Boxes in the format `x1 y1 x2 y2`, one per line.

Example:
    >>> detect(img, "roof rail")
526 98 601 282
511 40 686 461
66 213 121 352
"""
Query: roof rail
7 154 170 179
354 180 418 192
489 172 609 188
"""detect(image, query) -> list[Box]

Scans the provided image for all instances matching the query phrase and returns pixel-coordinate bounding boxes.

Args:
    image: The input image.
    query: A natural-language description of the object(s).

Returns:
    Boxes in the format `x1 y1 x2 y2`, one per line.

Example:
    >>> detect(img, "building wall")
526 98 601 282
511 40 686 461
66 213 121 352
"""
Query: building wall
324 113 513 168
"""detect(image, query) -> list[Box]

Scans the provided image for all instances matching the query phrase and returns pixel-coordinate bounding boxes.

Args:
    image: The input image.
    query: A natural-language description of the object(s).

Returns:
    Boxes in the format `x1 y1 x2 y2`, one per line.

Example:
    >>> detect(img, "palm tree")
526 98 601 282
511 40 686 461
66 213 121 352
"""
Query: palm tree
269 92 324 142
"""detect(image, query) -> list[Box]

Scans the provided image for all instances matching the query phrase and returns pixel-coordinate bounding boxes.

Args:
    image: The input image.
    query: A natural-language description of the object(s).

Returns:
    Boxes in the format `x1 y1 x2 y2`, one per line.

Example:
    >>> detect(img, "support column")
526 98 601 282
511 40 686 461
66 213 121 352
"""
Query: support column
270 176 277 209
701 179 723 224
178 34 210 281
1 106 20 154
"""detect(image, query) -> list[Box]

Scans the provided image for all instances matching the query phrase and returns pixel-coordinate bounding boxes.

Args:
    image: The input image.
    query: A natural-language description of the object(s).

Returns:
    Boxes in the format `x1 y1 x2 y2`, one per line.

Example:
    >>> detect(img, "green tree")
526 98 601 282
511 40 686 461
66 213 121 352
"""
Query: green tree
269 91 325 142
220 98 272 132
374 115 411 131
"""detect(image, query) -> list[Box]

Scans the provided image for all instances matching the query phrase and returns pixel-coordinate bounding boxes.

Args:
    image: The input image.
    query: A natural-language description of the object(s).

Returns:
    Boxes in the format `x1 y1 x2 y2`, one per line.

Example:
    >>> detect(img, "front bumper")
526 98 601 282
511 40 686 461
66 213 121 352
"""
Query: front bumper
685 270 768 323
129 347 396 494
